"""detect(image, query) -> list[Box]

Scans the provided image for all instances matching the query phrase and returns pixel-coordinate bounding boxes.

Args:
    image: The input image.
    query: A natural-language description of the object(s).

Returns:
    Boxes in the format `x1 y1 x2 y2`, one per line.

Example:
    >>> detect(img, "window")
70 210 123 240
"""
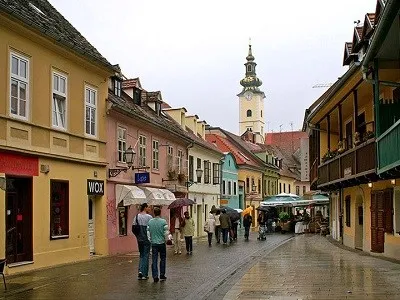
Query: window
152 140 159 170
233 182 237 195
258 179 261 194
212 163 220 184
357 112 366 140
85 86 97 136
228 181 232 195
50 180 69 239
247 65 252 72
139 135 146 167
10 52 29 119
52 72 67 129
268 180 271 195
246 177 250 192
251 178 255 191
288 184 291 194
204 160 210 184
197 158 202 183
117 127 126 162
177 150 184 173
296 186 300 195
167 146 173 169
222 180 226 195
345 196 351 227
283 183 286 193
114 79 121 97
303 186 306 195
189 155 194 181
118 206 127 236
134 89 141 105
279 182 282 193
246 109 252 117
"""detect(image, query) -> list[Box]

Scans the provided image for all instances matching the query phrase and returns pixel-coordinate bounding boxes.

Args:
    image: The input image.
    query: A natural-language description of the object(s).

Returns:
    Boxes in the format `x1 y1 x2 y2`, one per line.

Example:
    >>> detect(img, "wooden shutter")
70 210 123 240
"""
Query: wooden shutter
384 189 393 234
371 191 385 253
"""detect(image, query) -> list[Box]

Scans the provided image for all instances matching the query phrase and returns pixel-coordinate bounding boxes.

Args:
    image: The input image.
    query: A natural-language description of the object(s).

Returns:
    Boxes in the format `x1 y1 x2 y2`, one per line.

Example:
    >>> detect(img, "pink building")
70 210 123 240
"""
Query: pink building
106 76 191 254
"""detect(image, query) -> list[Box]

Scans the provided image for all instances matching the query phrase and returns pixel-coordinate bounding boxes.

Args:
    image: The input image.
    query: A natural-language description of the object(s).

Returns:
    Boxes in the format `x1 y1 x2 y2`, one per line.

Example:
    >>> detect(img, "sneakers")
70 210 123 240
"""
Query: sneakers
178 251 182 254
174 251 178 254
138 273 149 280
160 275 167 281
153 277 159 283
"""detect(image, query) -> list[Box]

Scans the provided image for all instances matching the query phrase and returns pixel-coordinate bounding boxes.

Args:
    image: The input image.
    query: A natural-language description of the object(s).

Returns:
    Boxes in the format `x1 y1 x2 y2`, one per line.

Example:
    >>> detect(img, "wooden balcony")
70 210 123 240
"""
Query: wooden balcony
377 119 400 175
317 139 377 190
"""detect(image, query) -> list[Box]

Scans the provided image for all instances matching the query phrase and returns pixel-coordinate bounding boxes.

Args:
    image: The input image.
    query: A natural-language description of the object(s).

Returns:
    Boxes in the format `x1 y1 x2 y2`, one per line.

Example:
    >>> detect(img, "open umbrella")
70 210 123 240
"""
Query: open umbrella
220 206 241 222
168 198 195 209
256 206 271 212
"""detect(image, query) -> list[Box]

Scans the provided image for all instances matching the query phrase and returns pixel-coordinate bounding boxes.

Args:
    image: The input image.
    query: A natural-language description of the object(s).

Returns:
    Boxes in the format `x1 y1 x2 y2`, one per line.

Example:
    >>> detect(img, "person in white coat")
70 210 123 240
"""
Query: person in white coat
204 213 216 246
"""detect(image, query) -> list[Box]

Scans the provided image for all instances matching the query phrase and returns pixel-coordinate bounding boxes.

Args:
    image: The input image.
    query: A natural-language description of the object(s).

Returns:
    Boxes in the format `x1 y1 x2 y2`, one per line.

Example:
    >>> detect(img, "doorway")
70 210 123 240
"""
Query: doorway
88 197 95 254
196 204 202 236
355 194 364 250
6 176 33 264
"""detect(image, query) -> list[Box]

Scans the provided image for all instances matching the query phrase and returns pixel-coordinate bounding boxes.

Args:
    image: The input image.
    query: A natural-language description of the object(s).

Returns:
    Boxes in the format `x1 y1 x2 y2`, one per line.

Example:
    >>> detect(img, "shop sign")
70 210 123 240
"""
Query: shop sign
87 179 104 195
135 172 150 184
0 152 38 176
220 199 229 205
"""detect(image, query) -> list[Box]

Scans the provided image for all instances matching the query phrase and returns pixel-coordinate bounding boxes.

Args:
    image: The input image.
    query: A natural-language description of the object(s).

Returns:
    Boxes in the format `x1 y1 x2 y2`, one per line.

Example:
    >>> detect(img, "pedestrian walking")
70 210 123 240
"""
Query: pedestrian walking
204 213 216 246
243 213 252 241
170 208 184 254
214 209 221 243
147 207 169 282
132 203 153 280
219 209 231 245
182 211 195 254
231 219 239 242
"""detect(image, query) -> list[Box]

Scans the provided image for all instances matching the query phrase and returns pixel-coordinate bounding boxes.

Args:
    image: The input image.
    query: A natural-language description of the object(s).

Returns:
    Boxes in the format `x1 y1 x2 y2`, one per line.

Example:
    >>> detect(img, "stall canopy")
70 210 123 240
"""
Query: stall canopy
160 189 176 201
261 192 329 207
115 184 147 207
141 187 174 206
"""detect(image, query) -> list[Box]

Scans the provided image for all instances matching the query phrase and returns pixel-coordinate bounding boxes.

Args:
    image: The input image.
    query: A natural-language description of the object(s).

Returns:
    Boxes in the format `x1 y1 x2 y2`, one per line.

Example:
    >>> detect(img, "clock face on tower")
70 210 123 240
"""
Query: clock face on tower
244 91 252 101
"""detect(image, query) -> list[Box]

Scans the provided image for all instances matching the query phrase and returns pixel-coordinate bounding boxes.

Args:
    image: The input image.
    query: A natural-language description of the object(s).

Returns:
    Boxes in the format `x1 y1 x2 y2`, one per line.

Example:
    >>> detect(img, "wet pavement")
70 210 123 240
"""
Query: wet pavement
1 232 400 299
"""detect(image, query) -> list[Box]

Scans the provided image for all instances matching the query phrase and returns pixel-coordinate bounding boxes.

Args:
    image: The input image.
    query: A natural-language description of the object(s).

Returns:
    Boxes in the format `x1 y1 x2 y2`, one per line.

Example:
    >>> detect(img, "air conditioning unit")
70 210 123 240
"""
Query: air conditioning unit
40 164 50 174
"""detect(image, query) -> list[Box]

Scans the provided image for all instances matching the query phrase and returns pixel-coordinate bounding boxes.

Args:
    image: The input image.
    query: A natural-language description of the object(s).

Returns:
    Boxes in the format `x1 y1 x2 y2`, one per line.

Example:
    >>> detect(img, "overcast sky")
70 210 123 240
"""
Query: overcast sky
50 0 376 134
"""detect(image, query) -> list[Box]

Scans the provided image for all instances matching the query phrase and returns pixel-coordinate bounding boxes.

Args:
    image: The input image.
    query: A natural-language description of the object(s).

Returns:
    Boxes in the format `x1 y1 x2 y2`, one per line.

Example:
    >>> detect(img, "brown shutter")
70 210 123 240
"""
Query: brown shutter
384 189 393 234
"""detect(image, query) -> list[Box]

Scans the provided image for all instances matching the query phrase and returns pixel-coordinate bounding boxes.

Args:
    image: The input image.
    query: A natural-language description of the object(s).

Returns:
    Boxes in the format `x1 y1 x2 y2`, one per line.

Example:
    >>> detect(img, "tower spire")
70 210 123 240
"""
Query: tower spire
239 41 262 92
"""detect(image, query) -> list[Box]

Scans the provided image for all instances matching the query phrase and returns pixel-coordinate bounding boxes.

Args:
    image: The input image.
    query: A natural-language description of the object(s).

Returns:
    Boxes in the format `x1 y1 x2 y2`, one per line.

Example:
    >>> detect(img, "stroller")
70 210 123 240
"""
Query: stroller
257 223 267 240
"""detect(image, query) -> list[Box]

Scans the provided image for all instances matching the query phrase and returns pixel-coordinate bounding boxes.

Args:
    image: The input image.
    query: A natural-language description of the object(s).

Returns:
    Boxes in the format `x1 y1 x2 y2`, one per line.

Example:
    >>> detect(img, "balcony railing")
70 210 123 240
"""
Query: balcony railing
317 139 376 188
377 119 400 174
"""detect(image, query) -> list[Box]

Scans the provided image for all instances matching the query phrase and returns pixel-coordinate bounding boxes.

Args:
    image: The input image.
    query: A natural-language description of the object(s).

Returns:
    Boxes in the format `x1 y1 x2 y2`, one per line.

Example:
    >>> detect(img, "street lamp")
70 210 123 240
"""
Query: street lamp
108 146 148 178
186 169 203 189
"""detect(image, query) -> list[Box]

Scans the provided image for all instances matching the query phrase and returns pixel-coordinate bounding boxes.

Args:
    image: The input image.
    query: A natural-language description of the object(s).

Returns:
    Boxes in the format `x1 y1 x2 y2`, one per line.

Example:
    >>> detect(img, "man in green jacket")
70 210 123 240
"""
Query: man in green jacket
147 207 169 282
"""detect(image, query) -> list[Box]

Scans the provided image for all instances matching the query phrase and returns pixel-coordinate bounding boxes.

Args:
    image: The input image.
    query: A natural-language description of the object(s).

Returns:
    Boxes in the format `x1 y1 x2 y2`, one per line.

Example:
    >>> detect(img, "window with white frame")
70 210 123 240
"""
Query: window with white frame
52 72 67 129
139 135 146 167
152 140 159 170
177 149 183 173
222 180 226 195
234 182 237 195
117 127 126 162
114 79 121 97
85 86 97 136
10 52 29 119
228 181 232 195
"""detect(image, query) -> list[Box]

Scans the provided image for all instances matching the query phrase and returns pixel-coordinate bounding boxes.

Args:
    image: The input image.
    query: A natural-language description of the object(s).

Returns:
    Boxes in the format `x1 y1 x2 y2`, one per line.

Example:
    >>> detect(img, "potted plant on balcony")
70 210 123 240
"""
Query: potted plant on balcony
167 169 177 180
321 149 338 163
363 130 374 141
337 141 345 154
354 132 361 146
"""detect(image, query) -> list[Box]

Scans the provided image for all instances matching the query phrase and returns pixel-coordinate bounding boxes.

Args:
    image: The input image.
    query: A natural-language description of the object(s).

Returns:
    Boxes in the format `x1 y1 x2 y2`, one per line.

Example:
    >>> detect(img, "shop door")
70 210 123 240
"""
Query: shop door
6 177 33 264
88 198 95 254
371 191 385 253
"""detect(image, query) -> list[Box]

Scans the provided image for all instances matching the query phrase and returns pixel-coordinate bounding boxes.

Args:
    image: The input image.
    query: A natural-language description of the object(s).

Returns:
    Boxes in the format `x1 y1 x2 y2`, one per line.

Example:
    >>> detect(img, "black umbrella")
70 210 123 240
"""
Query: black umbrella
220 206 241 222
256 206 271 212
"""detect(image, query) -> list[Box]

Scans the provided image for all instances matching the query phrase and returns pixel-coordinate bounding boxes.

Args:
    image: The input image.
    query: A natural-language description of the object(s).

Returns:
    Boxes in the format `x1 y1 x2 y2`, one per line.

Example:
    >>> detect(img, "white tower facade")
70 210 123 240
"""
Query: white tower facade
237 43 265 143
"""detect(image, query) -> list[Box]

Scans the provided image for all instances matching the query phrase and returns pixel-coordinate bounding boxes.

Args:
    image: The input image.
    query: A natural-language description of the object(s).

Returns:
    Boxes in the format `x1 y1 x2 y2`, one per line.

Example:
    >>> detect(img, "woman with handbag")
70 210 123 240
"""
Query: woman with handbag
204 213 216 246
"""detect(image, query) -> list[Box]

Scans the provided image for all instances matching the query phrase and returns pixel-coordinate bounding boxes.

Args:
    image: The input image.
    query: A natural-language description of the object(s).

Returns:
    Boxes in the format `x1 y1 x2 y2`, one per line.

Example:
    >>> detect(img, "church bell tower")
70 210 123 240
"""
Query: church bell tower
237 41 266 143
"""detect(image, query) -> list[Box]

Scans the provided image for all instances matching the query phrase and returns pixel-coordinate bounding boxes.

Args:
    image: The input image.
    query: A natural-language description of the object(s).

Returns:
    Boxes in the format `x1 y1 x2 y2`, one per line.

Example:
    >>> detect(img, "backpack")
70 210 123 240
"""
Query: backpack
132 214 140 236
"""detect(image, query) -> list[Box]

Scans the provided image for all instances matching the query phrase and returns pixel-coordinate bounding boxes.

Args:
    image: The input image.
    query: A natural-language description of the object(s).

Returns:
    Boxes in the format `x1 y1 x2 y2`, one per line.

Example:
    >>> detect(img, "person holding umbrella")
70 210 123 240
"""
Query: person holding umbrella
182 211 195 254
243 213 252 241
219 209 231 245
170 208 184 254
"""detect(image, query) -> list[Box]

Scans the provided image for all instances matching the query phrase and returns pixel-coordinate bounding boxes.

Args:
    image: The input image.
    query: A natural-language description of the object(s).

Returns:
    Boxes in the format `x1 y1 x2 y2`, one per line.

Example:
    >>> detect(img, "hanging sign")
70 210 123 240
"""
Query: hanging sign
87 179 104 195
135 172 150 184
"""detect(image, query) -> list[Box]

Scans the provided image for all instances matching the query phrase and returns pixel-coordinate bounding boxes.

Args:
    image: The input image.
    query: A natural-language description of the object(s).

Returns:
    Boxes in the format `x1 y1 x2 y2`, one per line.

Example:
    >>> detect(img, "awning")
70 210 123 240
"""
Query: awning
160 189 176 201
141 187 174 206
115 184 147 207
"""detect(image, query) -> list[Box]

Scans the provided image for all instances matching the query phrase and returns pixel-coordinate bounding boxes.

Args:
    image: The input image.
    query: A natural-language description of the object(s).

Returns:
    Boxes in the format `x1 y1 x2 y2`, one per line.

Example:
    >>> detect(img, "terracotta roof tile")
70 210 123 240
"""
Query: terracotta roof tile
0 0 113 70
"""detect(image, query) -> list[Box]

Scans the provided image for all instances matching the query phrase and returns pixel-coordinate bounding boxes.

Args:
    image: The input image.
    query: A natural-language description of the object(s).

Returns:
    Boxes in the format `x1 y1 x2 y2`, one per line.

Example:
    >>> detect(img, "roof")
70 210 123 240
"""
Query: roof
107 90 192 144
265 131 307 152
267 144 301 180
0 0 114 71
186 130 223 157
205 134 260 168
122 78 142 89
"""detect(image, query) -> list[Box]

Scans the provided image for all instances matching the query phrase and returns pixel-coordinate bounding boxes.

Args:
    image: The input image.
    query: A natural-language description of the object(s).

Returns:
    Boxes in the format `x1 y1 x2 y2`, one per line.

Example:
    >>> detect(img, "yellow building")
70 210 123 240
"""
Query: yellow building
0 1 114 273
306 2 400 260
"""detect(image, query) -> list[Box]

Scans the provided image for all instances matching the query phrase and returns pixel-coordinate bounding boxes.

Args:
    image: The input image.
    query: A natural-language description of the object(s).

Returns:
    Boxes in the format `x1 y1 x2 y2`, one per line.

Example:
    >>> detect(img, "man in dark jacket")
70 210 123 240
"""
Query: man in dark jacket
243 213 253 240
133 203 152 280
219 209 231 245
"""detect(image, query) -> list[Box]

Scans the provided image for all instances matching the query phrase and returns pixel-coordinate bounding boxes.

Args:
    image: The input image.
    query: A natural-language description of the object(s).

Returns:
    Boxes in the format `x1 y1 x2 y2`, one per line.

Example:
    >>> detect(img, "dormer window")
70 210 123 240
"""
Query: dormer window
155 102 161 116
133 89 141 105
114 79 121 97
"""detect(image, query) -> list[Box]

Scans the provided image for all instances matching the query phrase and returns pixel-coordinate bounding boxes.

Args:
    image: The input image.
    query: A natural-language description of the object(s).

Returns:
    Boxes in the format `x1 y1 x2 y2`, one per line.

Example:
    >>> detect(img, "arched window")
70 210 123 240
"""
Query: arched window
246 109 252 117
247 65 252 72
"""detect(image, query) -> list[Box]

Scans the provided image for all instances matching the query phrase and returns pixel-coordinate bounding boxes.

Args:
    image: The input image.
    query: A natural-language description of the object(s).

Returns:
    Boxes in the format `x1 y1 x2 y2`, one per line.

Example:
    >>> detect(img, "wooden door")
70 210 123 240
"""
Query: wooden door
371 191 385 253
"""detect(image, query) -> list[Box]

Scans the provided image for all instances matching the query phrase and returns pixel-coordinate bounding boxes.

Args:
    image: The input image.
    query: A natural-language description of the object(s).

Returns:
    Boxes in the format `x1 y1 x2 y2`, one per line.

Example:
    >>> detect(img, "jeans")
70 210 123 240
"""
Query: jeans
221 228 229 244
207 232 213 246
173 230 182 253
151 243 166 279
184 236 193 252
215 225 221 242
244 226 250 239
138 240 151 276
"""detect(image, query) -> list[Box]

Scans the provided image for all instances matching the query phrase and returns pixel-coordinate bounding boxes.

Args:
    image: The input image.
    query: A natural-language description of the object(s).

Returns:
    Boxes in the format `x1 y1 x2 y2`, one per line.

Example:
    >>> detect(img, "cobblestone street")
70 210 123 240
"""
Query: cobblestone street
2 232 400 299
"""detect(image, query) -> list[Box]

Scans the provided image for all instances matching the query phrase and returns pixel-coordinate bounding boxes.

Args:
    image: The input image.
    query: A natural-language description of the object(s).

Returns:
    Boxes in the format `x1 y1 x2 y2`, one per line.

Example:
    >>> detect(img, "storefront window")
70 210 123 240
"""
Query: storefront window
118 206 127 236
50 180 69 239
